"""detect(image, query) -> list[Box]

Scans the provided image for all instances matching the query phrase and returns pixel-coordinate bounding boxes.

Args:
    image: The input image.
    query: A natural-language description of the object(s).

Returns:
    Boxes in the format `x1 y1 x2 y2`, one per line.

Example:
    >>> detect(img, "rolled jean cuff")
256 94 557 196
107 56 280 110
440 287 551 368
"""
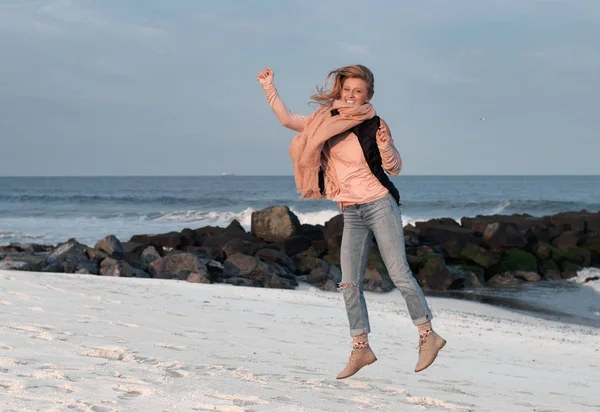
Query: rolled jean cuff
412 313 433 326
350 327 370 337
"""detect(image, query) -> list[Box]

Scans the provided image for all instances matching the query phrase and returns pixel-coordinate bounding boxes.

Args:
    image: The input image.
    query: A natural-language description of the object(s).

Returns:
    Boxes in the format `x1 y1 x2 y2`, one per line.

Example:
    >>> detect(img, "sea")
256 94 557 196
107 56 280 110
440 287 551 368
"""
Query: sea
1 175 599 326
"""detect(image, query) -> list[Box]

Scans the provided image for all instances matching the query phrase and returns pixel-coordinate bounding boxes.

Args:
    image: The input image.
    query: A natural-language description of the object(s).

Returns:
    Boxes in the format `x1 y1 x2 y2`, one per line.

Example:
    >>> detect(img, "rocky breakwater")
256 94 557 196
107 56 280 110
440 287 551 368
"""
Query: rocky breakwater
1 208 600 293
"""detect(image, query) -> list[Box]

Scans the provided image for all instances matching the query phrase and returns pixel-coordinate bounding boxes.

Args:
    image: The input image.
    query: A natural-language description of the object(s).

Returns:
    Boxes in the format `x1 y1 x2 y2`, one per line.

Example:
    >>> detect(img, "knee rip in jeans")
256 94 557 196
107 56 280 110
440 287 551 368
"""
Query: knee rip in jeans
337 282 357 292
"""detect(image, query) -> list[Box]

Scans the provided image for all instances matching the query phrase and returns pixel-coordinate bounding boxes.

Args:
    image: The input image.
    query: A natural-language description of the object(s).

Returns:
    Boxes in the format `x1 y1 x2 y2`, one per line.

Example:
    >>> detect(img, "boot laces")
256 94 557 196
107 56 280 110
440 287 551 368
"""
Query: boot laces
418 330 433 351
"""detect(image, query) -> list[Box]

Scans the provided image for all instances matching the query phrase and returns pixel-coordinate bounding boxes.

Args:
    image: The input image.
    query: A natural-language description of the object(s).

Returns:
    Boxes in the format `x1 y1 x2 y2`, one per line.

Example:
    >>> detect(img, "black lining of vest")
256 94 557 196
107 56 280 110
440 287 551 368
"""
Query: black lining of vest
317 115 401 205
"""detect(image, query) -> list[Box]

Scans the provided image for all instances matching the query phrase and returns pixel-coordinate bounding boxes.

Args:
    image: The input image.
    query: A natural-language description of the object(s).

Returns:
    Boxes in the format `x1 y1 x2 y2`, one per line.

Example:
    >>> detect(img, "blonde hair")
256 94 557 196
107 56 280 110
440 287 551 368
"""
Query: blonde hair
310 64 375 107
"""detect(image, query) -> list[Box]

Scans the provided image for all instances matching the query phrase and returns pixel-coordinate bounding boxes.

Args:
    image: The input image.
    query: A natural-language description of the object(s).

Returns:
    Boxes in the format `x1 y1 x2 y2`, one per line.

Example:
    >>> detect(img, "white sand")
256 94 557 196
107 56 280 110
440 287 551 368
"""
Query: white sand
0 270 598 412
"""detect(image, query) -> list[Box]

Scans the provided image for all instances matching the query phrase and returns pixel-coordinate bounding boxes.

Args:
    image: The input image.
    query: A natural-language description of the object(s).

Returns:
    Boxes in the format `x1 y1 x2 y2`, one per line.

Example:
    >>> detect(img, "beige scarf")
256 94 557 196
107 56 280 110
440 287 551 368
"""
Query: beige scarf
289 100 376 199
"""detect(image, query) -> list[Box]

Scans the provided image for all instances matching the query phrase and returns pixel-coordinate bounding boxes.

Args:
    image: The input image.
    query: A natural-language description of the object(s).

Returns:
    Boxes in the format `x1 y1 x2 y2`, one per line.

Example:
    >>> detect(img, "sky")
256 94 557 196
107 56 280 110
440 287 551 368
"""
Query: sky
0 0 599 176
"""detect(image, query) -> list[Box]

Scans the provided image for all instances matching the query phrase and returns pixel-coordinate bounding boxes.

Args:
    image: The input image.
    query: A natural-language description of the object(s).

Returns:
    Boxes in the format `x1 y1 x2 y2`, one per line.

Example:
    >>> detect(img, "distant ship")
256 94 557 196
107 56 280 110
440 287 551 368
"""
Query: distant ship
221 172 236 176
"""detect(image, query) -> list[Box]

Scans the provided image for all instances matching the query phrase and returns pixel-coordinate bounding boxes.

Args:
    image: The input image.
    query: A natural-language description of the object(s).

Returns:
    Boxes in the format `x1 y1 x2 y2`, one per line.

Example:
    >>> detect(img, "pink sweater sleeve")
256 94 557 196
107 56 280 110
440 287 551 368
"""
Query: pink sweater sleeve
262 83 310 132
377 139 403 176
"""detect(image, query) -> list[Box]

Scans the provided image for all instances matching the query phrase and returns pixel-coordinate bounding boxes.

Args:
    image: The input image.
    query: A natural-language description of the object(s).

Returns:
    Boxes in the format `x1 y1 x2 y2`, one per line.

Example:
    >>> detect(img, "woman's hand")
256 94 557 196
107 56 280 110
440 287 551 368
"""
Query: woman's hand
376 120 392 145
257 67 274 86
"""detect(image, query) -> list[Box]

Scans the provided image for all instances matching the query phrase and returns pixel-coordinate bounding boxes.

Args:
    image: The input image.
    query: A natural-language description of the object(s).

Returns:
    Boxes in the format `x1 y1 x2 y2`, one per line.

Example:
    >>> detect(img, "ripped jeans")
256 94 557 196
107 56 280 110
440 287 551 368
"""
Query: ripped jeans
339 193 432 336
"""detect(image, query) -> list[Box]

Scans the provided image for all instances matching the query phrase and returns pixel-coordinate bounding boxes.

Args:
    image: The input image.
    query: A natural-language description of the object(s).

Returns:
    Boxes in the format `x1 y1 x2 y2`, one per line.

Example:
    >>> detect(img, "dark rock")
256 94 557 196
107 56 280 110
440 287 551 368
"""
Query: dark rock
560 264 579 279
404 231 420 248
141 246 162 264
43 263 64 273
416 218 460 229
46 239 98 274
262 272 296 290
406 254 421 273
512 271 542 282
201 259 227 280
148 253 209 280
441 237 464 260
552 231 584 248
487 273 524 287
582 237 600 267
545 271 562 280
222 277 261 287
303 261 341 291
94 235 124 259
132 268 151 278
547 211 587 234
453 265 485 288
226 219 246 234
0 260 30 271
303 259 330 285
482 222 527 251
194 226 226 237
301 224 325 241
6 243 50 253
459 243 501 268
310 239 329 256
364 247 395 292
86 247 109 262
322 251 340 266
539 260 561 278
130 232 195 250
223 253 262 280
2 254 46 271
100 258 135 277
274 235 312 256
552 247 591 268
121 241 149 255
222 253 295 289
180 246 217 260
294 247 320 275
323 214 344 240
187 272 212 284
417 245 436 257
532 242 554 260
416 255 453 291
497 249 538 273
417 225 481 247
198 235 266 261
266 262 297 283
222 238 263 258
255 248 296 273
251 206 301 242
463 214 547 234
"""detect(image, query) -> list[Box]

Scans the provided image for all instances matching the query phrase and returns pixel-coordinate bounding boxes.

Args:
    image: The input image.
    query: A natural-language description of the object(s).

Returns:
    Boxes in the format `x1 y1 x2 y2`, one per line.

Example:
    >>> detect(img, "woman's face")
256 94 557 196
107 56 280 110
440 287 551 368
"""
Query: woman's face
340 77 370 105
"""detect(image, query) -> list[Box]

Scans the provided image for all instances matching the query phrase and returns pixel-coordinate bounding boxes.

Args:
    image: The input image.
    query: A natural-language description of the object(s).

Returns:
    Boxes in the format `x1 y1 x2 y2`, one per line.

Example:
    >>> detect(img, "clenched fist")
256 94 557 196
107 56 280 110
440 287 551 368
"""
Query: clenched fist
257 67 274 86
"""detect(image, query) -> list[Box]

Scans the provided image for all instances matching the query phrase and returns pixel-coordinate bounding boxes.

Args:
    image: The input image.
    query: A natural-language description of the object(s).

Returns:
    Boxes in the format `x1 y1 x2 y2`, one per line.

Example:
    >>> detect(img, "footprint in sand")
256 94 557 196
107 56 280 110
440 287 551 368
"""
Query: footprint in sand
9 324 54 341
21 370 67 380
113 384 153 398
406 396 475 411
0 377 24 391
231 368 266 383
103 320 139 328
339 380 372 390
83 305 105 311
211 393 268 406
81 346 132 361
193 405 245 412
154 343 186 351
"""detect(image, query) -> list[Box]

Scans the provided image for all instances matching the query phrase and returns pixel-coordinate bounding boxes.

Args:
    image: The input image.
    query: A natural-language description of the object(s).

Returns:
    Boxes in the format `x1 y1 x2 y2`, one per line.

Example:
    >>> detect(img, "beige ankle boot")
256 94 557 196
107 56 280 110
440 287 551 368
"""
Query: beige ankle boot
336 346 377 379
414 331 446 372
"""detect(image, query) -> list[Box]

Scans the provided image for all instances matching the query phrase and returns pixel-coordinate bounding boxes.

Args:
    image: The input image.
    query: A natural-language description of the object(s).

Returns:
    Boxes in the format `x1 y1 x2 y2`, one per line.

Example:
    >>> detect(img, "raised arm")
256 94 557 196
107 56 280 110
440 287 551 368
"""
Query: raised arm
376 118 403 175
257 67 311 132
